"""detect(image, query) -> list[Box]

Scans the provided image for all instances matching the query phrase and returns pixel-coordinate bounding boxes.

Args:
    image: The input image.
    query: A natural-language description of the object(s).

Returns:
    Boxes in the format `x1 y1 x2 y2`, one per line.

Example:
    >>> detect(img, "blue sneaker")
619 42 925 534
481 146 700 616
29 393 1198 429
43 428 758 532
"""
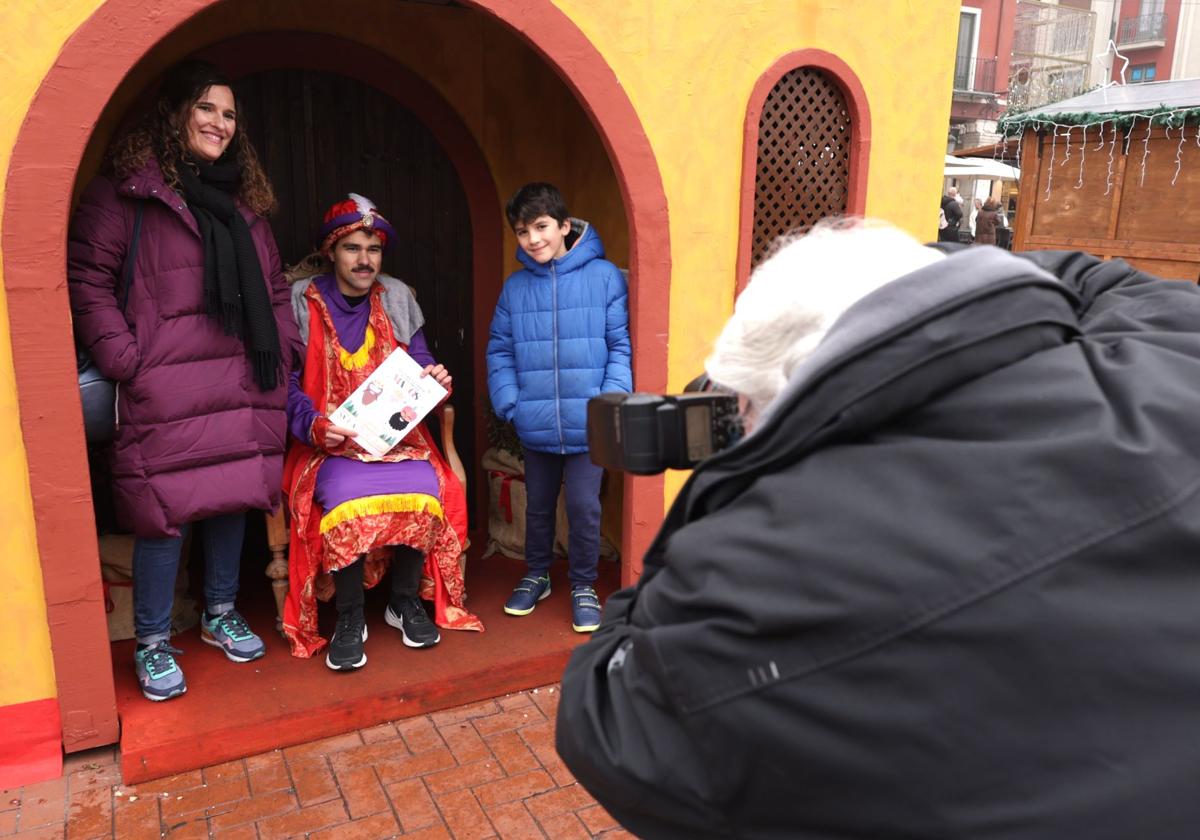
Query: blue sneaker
200 609 265 663
134 642 186 702
571 585 602 633
503 575 551 616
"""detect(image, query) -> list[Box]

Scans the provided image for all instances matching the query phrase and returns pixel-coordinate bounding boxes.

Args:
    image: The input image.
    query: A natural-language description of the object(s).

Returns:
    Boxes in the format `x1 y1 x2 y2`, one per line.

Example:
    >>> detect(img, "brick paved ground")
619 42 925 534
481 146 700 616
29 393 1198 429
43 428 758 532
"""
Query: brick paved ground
1 684 635 840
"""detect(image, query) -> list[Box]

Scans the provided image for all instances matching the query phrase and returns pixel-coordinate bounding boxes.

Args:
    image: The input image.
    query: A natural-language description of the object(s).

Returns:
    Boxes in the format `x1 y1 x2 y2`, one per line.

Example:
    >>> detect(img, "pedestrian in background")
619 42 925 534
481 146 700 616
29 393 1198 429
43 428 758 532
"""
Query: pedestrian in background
938 190 962 242
973 197 1002 246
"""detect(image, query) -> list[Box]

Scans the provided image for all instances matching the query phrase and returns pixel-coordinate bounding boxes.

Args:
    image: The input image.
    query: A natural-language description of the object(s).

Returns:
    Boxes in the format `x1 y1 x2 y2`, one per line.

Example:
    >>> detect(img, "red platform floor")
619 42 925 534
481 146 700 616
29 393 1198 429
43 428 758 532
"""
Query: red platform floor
111 550 617 785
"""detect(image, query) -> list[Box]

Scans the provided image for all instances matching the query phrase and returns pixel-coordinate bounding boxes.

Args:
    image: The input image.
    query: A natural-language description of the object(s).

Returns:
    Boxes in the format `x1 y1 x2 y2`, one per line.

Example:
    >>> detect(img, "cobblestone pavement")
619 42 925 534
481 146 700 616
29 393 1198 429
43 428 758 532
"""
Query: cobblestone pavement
1 684 634 839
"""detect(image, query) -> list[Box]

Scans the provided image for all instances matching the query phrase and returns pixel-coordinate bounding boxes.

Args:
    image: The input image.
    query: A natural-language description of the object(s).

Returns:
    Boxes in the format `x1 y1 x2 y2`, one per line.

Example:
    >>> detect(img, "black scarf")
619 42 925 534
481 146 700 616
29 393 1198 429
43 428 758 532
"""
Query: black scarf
177 160 281 391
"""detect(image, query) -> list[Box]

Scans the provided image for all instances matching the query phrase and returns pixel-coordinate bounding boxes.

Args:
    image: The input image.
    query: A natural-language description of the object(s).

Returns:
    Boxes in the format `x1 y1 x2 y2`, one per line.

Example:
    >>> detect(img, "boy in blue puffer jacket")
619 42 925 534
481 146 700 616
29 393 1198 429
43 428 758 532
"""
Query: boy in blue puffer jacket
487 183 632 632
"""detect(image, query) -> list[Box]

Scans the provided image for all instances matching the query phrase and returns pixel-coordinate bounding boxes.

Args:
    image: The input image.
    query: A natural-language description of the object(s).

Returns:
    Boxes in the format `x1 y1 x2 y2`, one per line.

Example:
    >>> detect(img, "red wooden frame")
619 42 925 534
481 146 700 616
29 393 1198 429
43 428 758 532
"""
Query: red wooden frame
735 49 873 294
3 0 670 753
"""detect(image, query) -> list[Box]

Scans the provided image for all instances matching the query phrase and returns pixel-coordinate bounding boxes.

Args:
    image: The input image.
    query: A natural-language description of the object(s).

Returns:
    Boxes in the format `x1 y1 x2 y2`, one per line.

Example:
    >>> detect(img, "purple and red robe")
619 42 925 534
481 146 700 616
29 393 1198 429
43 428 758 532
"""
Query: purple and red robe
282 275 482 658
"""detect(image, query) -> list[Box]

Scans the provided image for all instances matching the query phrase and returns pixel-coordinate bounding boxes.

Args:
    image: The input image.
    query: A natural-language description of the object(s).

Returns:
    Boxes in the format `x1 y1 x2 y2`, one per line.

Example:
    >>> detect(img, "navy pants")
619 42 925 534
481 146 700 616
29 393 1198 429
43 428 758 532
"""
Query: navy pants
132 512 245 645
523 450 603 587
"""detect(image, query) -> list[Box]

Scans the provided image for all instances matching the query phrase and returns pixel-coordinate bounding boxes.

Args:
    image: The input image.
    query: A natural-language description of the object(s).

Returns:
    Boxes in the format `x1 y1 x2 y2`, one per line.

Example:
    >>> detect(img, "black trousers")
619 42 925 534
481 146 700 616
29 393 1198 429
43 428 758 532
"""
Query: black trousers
332 546 423 612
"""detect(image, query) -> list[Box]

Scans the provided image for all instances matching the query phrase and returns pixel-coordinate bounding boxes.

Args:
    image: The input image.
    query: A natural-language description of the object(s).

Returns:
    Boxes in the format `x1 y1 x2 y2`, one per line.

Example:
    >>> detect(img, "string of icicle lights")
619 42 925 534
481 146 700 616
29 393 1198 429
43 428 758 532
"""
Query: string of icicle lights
996 106 1200 199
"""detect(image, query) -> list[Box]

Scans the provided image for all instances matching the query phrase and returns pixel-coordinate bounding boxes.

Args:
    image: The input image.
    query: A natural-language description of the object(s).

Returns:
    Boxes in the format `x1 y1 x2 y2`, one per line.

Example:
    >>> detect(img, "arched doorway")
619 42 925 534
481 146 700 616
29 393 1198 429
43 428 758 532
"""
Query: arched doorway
4 0 670 754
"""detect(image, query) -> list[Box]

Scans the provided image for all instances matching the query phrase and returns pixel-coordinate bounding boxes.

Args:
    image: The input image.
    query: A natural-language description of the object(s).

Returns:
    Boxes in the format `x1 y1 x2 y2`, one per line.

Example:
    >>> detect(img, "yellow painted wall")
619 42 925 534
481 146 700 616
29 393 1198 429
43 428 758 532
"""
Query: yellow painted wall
556 0 959 501
556 0 957 390
0 4 101 707
0 0 957 712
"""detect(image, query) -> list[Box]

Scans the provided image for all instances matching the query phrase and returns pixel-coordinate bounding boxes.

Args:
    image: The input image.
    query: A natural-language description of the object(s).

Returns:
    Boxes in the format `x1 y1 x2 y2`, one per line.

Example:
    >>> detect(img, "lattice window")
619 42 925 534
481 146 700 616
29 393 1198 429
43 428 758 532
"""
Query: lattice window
752 67 852 266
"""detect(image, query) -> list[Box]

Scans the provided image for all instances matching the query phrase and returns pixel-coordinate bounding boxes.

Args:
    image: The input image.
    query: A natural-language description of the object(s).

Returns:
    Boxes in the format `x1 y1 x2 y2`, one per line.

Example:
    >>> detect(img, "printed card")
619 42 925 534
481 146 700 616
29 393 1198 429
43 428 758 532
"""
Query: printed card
328 347 447 457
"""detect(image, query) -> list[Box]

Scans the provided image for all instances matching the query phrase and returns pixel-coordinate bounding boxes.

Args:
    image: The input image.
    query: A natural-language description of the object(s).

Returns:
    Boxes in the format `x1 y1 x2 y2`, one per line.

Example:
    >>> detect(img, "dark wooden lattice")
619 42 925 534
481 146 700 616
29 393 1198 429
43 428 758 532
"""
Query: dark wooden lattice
752 67 852 266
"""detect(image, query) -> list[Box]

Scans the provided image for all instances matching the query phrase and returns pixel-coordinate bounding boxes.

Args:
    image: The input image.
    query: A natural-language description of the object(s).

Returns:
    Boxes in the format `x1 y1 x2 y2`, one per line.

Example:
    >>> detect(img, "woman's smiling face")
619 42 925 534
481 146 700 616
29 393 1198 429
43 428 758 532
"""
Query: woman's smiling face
184 84 237 162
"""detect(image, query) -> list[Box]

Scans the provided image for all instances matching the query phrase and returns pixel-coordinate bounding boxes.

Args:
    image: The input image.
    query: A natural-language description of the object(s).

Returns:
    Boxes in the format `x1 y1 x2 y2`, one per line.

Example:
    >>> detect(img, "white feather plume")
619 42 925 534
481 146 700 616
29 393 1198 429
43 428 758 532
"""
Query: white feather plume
348 193 377 215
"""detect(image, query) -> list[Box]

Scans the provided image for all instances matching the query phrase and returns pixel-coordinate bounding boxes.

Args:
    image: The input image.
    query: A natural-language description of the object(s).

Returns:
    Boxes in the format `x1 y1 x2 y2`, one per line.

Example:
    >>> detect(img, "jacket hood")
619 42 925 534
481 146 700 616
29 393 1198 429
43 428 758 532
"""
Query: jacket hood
114 156 257 229
687 246 1081 515
514 217 603 275
114 155 172 197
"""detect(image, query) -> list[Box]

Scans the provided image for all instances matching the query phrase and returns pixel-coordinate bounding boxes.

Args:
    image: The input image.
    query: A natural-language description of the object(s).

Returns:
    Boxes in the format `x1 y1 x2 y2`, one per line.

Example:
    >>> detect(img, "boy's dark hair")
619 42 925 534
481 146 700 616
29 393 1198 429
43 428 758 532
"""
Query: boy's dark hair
506 182 570 227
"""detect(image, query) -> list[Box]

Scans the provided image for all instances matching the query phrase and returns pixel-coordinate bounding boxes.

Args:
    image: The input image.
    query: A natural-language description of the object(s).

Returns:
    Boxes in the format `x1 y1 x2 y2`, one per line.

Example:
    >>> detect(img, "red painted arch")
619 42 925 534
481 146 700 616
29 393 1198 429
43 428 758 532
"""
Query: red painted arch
735 49 873 293
3 0 670 752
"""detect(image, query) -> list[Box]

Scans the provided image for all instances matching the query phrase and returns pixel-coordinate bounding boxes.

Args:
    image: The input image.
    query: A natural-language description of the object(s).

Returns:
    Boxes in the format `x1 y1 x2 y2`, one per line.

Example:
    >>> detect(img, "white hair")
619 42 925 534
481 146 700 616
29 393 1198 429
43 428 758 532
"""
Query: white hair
705 219 945 428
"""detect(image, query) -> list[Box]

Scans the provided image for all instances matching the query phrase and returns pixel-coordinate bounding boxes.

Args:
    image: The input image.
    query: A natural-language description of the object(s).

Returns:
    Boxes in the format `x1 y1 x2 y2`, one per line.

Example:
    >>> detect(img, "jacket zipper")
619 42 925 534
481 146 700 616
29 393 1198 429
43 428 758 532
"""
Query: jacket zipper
551 261 564 453
114 381 121 431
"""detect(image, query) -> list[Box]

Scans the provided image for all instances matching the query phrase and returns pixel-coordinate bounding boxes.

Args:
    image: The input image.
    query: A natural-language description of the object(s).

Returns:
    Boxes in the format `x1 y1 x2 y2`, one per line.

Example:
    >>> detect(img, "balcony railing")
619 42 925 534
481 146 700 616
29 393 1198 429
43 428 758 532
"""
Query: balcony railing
1007 63 1089 112
1117 12 1168 46
953 55 998 93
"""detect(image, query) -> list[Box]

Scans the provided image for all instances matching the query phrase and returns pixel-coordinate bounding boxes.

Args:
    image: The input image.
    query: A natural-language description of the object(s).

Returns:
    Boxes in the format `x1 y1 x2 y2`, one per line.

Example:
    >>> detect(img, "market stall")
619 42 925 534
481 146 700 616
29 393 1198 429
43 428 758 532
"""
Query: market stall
1002 79 1200 282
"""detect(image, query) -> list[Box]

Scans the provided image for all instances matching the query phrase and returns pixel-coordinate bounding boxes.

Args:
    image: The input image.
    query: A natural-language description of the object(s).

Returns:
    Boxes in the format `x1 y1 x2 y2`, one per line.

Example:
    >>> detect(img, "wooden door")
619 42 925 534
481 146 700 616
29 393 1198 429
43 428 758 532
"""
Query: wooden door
237 69 477 521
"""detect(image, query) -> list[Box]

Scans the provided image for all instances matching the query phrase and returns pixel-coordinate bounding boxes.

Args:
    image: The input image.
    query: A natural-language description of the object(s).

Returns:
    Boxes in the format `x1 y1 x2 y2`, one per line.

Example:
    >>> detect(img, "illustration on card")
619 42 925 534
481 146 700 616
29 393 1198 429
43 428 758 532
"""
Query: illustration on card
328 347 447 458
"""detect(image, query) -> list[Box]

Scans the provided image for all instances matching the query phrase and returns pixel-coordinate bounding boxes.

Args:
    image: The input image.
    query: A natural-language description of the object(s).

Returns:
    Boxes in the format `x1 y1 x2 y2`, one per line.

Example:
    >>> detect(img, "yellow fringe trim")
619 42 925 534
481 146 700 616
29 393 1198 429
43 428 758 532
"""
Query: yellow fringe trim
320 493 444 534
338 325 376 370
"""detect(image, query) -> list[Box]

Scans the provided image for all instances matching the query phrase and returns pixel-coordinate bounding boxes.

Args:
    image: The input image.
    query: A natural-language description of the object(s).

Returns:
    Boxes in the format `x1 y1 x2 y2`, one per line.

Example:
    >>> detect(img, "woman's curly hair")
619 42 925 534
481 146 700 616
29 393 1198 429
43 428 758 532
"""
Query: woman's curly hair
108 60 276 217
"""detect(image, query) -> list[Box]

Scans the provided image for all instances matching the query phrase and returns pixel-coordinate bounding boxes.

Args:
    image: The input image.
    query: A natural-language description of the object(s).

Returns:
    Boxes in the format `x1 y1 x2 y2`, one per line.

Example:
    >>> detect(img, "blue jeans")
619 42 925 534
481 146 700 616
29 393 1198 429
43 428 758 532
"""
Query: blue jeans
523 450 603 587
132 512 246 645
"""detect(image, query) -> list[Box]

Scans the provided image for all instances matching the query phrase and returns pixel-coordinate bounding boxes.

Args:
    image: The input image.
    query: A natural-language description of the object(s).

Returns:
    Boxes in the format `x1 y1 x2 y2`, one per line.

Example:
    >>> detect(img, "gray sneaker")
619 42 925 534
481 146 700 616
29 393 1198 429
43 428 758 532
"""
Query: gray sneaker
200 609 265 663
134 642 187 702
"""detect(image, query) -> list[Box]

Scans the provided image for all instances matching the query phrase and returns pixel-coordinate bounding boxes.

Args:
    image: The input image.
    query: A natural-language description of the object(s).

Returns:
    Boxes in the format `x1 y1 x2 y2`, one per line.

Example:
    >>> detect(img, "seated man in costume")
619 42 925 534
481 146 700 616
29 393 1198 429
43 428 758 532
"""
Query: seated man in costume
283 193 482 671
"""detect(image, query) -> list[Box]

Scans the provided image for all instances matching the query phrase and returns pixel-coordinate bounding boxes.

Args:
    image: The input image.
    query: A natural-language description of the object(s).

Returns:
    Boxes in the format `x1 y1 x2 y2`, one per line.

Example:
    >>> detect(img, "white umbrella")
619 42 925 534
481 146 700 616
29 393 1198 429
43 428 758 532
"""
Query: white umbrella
945 156 1019 181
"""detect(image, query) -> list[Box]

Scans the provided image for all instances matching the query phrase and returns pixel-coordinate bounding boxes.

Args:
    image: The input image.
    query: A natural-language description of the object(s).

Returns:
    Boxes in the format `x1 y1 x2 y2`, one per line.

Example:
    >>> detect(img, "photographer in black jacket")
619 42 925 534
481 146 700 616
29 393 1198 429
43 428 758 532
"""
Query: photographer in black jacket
558 219 1200 839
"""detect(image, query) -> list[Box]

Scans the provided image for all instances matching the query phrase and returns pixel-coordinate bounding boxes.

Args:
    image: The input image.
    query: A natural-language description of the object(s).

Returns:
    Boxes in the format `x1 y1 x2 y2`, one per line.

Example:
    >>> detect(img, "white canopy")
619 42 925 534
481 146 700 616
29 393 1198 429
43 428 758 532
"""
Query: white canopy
1022 78 1200 119
945 155 1020 181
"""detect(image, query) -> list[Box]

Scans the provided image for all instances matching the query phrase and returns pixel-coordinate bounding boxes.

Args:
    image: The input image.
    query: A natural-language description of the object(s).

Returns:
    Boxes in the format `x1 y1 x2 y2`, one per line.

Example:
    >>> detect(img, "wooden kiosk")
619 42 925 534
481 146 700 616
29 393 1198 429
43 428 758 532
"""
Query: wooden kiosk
1006 79 1200 283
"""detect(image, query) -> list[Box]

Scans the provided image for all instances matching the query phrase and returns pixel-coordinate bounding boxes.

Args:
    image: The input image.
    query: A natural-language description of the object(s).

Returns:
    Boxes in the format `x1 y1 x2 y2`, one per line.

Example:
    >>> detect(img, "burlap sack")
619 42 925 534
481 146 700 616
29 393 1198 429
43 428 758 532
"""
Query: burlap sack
99 534 199 642
483 447 530 560
482 447 619 563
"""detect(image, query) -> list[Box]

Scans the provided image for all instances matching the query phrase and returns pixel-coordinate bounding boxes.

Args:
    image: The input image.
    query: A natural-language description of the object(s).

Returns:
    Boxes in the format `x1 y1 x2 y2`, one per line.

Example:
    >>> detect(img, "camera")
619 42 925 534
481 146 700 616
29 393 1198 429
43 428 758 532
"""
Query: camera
587 389 743 475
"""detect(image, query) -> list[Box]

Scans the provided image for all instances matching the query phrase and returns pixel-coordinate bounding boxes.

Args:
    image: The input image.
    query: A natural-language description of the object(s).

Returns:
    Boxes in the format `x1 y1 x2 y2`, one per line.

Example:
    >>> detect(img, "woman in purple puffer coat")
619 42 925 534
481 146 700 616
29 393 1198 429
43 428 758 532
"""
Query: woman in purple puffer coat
68 61 301 701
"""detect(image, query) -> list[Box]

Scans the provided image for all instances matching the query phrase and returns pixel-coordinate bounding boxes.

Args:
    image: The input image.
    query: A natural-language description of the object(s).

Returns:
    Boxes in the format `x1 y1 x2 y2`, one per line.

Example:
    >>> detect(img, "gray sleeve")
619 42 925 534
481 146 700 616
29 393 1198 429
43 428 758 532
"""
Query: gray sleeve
290 278 313 345
379 275 426 345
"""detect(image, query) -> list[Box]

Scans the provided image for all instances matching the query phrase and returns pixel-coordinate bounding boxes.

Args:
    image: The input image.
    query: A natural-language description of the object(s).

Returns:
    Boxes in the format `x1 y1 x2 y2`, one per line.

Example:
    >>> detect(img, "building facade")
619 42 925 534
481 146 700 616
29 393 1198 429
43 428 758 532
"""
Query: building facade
951 0 1019 150
1112 0 1180 83
952 0 1200 153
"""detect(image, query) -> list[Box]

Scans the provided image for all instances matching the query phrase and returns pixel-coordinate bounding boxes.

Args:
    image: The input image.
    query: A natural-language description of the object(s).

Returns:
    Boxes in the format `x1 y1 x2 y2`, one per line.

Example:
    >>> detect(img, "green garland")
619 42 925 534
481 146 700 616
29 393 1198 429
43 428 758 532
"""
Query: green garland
999 105 1200 134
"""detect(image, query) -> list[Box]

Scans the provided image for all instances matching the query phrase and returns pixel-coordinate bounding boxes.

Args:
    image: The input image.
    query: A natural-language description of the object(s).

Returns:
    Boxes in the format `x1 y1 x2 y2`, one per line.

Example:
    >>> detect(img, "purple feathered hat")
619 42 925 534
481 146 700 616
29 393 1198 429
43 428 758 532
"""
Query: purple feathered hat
318 193 397 253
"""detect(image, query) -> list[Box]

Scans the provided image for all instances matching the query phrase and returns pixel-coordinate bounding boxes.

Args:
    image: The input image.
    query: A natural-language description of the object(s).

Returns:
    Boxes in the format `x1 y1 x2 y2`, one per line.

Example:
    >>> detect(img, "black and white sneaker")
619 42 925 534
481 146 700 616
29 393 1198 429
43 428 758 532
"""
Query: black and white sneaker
385 597 441 648
325 607 368 671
